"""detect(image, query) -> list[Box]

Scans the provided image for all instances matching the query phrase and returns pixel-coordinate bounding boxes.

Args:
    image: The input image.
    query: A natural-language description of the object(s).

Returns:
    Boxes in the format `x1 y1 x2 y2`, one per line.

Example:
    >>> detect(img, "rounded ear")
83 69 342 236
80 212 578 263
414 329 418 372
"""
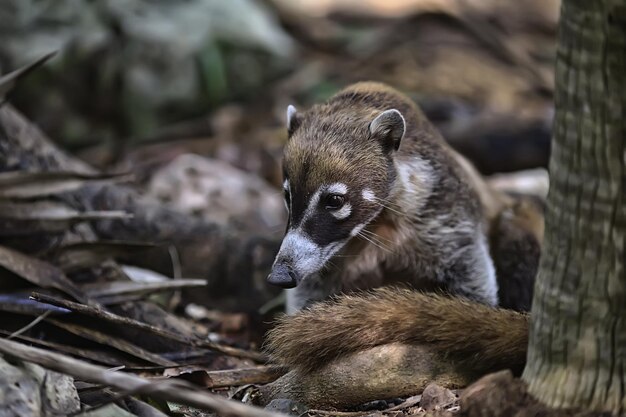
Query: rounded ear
369 109 406 152
286 105 301 136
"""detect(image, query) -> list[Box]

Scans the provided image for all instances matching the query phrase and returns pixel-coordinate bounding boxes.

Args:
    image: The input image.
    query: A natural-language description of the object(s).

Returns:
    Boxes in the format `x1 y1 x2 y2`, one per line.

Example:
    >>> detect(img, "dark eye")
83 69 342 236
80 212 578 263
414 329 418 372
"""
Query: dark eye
324 194 345 210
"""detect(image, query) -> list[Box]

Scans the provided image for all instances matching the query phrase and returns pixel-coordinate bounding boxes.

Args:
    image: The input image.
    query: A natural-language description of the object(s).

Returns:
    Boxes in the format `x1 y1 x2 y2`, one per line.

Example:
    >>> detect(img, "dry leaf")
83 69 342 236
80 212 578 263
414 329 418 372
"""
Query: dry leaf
0 171 132 199
0 52 56 100
55 241 156 272
0 200 130 235
0 245 90 303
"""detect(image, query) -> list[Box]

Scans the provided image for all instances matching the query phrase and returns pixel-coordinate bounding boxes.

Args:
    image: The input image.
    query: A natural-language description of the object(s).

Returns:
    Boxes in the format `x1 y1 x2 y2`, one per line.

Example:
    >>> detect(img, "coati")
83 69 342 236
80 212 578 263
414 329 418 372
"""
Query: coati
267 82 539 313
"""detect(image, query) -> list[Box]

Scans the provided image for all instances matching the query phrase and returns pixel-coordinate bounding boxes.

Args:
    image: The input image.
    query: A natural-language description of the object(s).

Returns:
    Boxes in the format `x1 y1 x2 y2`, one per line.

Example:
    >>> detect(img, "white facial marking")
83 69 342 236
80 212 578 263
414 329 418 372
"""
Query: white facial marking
300 188 322 225
350 222 367 237
283 180 290 211
321 240 346 263
279 231 322 276
276 230 345 278
331 203 352 220
273 182 356 284
362 188 376 202
327 182 348 195
295 183 348 228
286 105 297 127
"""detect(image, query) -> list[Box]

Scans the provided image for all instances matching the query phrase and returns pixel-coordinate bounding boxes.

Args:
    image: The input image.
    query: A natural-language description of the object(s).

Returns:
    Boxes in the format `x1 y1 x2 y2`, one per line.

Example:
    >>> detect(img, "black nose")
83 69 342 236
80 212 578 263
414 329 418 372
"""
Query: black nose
267 263 299 288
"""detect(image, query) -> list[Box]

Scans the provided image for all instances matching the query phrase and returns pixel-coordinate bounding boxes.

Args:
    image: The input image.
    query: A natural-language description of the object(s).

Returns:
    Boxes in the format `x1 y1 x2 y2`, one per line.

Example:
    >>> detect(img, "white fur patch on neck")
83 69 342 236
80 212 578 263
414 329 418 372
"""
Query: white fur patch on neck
474 234 498 306
327 182 348 195
331 203 352 220
362 188 376 202
283 179 289 191
392 156 435 214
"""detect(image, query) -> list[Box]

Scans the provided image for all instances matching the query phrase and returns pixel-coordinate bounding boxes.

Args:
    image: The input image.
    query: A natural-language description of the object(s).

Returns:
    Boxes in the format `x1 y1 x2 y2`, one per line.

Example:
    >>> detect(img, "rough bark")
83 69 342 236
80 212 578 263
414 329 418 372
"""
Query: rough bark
522 0 625 412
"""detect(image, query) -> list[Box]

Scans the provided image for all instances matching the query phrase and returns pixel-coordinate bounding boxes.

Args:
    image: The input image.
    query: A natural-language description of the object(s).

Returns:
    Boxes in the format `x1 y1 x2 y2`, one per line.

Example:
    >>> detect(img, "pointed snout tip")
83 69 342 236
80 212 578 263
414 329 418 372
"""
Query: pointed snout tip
267 263 299 289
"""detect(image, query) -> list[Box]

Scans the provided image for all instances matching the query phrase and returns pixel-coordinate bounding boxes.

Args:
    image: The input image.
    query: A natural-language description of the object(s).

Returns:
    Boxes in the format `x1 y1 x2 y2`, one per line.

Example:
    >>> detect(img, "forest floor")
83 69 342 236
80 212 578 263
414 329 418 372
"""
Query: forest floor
0 1 558 416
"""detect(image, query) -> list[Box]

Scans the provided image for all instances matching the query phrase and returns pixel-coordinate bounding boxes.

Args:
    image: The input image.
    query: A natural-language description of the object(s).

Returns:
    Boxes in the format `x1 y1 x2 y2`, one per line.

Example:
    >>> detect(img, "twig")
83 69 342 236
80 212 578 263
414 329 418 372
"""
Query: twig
168 245 182 280
0 329 132 366
0 337 285 417
164 365 288 389
82 279 208 297
69 393 128 417
203 366 287 388
167 245 183 310
384 394 421 411
303 410 369 417
68 386 150 417
7 310 52 339
46 318 176 366
305 395 422 417
30 292 267 362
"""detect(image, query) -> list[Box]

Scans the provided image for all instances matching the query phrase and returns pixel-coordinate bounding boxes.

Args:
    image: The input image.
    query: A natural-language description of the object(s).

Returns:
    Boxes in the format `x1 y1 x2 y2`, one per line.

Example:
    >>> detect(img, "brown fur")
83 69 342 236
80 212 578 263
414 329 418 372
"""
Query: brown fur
289 85 429 198
280 82 511 309
266 287 529 375
267 83 539 381
284 82 482 224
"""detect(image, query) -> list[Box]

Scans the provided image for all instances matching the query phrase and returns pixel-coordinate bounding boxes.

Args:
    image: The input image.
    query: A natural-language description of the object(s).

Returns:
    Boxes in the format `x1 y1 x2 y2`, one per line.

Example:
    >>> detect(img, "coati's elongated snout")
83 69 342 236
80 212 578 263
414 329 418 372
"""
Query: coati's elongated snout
267 261 300 288
267 103 406 288
269 221 350 288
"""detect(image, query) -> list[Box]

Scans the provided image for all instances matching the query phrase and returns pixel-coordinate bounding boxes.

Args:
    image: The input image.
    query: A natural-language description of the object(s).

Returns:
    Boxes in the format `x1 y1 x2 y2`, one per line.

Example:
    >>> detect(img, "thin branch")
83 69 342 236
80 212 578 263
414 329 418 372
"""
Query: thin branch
7 310 52 339
304 395 422 417
0 337 285 417
164 365 288 389
167 245 183 310
30 292 267 362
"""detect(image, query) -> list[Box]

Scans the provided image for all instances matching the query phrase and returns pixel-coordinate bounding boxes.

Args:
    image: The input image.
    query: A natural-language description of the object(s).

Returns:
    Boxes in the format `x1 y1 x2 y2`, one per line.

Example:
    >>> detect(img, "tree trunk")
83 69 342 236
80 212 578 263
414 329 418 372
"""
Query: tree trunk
522 0 625 413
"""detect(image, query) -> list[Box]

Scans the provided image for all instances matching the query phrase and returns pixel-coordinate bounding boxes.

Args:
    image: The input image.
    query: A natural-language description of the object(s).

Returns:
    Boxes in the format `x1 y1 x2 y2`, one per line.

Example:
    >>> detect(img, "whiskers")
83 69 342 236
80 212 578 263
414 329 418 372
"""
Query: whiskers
357 229 394 253
371 196 404 217
323 257 338 269
268 225 287 235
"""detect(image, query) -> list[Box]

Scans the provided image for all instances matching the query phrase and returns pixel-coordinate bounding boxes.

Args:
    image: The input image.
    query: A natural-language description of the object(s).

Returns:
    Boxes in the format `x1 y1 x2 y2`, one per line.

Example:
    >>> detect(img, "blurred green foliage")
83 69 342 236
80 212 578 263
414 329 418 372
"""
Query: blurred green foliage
0 0 296 147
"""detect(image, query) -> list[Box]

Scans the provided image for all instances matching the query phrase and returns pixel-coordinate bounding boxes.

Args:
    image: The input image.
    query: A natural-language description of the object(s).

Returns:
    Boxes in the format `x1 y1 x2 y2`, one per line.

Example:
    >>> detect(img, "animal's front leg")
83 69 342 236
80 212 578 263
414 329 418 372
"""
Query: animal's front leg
445 238 499 306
